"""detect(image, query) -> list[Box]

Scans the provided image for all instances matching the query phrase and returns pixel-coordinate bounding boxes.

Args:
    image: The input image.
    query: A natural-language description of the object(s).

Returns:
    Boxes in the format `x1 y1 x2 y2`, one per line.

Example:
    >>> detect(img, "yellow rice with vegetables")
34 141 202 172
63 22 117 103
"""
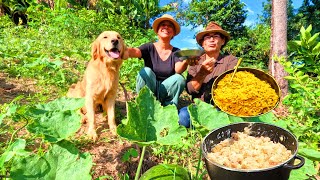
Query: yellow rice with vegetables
213 71 278 116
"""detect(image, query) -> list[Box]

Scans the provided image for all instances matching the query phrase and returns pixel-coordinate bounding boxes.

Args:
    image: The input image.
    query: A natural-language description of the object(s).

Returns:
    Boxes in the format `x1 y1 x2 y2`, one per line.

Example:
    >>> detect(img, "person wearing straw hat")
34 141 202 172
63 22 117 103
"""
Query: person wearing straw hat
127 14 188 106
178 21 238 128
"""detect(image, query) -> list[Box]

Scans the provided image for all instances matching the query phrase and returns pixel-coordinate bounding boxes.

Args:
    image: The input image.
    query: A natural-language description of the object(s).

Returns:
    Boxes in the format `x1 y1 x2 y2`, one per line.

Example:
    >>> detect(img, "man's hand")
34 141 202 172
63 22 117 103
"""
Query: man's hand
199 57 216 75
186 56 200 66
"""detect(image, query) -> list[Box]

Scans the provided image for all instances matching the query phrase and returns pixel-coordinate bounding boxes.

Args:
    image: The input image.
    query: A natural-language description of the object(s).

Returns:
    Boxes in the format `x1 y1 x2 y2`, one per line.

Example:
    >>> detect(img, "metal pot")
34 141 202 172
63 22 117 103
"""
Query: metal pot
211 67 281 117
202 122 304 180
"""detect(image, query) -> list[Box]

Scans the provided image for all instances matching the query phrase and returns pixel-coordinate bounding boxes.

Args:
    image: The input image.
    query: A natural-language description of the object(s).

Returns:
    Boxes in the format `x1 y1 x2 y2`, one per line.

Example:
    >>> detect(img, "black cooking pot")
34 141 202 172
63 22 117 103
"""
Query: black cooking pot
202 122 304 180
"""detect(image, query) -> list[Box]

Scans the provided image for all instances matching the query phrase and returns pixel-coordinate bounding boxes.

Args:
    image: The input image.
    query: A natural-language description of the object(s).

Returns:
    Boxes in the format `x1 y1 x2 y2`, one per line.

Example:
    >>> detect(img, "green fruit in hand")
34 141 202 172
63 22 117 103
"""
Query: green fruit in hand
140 164 190 180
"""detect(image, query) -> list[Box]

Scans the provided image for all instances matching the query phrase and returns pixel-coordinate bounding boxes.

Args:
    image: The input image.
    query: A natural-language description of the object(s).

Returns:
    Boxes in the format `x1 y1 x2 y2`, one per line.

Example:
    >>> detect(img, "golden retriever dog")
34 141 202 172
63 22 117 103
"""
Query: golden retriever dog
67 31 128 141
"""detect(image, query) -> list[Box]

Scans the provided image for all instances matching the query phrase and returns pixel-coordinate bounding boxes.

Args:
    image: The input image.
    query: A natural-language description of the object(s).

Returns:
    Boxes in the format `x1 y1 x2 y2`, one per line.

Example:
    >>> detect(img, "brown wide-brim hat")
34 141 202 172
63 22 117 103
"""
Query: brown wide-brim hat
152 14 181 36
196 22 230 46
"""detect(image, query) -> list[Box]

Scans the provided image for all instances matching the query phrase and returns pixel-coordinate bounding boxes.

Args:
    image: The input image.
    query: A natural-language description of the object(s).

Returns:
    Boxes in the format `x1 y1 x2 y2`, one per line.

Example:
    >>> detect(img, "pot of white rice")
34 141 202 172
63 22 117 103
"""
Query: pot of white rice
202 122 304 180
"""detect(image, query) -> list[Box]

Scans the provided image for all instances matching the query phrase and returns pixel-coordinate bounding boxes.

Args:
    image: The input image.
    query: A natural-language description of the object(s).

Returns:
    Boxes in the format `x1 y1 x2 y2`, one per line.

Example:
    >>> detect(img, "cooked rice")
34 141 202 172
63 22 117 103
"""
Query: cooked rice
213 71 278 116
207 127 292 170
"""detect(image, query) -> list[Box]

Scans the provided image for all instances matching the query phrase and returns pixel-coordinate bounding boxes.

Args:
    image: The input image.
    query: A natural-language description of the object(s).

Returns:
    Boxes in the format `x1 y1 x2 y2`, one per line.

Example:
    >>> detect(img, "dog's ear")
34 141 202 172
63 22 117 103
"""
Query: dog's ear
91 40 100 60
121 43 129 60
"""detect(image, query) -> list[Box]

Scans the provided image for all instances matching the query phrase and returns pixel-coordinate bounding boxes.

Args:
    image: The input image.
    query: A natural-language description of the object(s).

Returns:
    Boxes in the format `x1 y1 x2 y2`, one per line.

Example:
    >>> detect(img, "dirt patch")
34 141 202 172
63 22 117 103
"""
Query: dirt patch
76 113 161 179
0 73 37 104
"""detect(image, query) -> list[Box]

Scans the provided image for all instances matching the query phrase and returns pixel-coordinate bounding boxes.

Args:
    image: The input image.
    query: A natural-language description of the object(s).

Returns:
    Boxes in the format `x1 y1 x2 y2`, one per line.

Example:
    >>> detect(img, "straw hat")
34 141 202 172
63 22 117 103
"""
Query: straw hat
152 14 181 36
196 22 230 46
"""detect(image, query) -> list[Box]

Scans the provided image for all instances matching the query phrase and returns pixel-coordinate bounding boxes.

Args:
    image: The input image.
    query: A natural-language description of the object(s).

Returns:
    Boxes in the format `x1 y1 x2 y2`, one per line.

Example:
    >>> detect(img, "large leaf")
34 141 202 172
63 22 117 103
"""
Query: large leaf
227 115 243 123
288 157 317 180
36 97 85 111
0 95 24 124
307 32 319 46
0 139 29 168
27 110 82 142
299 148 320 161
10 141 92 180
189 99 231 136
117 87 187 146
246 112 275 123
26 98 84 142
140 164 190 180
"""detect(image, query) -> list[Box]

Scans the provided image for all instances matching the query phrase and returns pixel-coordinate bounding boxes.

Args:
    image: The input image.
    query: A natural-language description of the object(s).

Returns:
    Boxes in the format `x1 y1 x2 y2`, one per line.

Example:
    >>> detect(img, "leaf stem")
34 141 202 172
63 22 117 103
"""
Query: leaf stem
195 140 202 179
134 145 146 180
8 113 29 146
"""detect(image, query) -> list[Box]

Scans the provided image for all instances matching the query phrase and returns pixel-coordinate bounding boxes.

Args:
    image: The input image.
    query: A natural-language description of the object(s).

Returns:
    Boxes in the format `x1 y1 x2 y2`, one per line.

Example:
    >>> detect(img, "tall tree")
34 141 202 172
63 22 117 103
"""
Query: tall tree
270 0 289 115
96 0 172 29
176 0 247 39
259 0 297 40
293 0 320 34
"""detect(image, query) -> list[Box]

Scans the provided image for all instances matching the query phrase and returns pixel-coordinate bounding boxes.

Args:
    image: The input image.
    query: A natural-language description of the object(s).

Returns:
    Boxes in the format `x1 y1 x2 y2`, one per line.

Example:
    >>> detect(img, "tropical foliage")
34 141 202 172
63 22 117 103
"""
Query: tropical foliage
176 0 247 39
0 0 319 179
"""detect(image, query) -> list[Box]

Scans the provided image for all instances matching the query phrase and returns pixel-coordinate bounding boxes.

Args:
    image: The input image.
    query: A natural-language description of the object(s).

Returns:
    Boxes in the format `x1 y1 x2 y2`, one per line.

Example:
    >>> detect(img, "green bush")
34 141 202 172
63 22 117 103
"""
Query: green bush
281 25 319 150
0 5 154 94
224 24 271 70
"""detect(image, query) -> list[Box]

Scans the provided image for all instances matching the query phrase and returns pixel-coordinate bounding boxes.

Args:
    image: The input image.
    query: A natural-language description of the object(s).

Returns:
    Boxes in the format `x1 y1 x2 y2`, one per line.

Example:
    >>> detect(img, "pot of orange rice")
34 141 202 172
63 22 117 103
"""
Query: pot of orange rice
211 67 281 117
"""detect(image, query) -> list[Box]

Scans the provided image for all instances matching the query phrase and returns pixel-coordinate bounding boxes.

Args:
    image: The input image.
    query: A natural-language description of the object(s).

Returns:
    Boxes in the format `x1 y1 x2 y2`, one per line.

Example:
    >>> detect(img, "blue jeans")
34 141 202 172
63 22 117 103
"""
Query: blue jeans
136 67 185 106
178 106 191 128
178 105 222 128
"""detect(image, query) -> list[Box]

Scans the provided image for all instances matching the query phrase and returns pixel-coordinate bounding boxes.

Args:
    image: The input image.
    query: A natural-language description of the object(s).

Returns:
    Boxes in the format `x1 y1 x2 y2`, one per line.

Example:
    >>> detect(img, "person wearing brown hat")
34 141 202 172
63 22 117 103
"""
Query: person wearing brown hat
178 22 238 128
127 14 188 106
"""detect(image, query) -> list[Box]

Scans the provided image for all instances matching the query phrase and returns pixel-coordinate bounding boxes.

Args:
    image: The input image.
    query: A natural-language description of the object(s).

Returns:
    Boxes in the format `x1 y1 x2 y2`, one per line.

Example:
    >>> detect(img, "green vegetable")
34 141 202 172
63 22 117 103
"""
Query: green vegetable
117 87 187 146
140 164 190 180
10 140 92 180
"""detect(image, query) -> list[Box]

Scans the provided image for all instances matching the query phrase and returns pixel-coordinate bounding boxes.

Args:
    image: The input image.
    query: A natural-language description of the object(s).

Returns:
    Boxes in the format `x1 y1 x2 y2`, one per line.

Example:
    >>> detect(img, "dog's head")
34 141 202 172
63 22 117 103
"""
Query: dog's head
91 31 128 62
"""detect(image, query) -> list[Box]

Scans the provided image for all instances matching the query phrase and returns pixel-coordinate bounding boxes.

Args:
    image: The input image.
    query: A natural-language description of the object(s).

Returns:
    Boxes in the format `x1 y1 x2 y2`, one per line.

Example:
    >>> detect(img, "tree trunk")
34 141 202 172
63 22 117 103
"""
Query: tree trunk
269 0 289 116
0 5 4 16
37 0 55 9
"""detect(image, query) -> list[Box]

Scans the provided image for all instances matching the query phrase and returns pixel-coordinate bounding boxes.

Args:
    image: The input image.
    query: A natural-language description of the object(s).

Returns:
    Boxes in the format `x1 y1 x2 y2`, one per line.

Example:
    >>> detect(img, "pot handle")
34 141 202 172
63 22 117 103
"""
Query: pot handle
283 155 305 170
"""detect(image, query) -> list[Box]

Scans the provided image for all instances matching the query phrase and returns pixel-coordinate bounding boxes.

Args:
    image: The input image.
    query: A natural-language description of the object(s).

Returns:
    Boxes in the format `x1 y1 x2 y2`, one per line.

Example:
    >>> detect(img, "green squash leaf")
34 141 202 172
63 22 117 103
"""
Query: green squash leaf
27 110 81 142
26 98 84 142
140 164 190 180
189 99 230 136
117 87 187 146
0 139 29 168
246 112 275 123
228 115 244 123
36 97 85 111
288 157 317 180
10 155 50 179
299 148 320 161
10 140 92 180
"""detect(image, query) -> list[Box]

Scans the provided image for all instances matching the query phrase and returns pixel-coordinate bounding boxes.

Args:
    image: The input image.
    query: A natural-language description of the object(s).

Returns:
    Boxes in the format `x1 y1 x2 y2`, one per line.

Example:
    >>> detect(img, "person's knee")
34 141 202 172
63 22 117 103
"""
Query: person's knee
178 106 191 128
170 74 185 91
139 67 153 77
176 74 186 85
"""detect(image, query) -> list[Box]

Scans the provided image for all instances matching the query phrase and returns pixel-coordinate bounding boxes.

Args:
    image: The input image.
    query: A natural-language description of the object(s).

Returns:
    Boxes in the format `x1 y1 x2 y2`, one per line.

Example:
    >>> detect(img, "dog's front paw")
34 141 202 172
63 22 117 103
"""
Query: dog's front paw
87 129 98 142
109 126 118 136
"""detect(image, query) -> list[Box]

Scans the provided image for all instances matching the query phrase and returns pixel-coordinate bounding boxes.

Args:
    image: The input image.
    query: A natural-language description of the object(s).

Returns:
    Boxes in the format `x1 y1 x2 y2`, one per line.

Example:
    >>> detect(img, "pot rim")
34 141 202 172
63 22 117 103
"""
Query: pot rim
202 122 299 172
